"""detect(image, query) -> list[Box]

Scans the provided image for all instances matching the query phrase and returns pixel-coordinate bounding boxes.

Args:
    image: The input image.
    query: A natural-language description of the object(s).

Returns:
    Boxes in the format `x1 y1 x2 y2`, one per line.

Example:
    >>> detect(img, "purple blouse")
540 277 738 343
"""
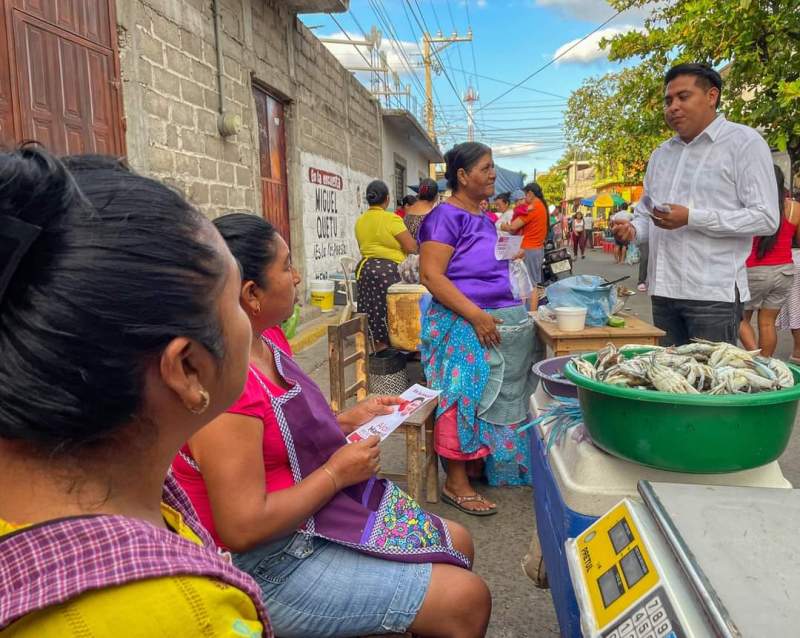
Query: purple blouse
418 202 517 309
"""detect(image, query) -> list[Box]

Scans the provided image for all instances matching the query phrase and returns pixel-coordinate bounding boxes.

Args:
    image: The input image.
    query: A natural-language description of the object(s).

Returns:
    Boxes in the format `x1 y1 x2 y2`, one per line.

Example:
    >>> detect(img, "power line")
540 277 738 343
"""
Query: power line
477 10 623 112
442 66 569 100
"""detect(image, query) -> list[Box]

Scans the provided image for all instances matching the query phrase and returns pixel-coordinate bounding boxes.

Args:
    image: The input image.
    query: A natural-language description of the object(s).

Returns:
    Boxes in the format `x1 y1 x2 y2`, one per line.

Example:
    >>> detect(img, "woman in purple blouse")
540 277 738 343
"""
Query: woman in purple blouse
419 143 539 516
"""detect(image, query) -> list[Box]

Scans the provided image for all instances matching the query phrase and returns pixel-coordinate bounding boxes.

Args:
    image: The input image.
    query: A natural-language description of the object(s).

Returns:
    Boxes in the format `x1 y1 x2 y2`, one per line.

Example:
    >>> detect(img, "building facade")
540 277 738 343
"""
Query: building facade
0 0 398 293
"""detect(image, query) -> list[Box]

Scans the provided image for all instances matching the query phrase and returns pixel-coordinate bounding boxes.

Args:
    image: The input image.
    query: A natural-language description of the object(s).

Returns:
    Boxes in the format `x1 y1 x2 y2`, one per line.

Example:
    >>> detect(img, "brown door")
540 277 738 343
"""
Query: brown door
253 85 290 244
0 0 124 155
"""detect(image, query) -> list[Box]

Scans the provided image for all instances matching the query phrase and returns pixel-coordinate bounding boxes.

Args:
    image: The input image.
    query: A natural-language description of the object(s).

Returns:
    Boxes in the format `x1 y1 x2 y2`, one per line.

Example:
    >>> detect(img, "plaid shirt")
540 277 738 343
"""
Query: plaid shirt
0 474 273 636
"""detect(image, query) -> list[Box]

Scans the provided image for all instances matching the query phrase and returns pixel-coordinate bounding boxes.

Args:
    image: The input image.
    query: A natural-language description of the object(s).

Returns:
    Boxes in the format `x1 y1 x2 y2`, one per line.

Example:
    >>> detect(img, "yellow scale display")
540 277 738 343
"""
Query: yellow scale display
566 499 709 638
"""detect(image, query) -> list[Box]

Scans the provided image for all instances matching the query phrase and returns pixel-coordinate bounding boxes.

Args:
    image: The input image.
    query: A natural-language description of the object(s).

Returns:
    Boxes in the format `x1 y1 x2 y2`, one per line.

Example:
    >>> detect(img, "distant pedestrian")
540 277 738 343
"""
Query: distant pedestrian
494 192 514 235
612 204 633 264
612 63 778 345
744 165 800 357
404 178 439 241
583 212 594 248
571 211 586 259
499 182 549 284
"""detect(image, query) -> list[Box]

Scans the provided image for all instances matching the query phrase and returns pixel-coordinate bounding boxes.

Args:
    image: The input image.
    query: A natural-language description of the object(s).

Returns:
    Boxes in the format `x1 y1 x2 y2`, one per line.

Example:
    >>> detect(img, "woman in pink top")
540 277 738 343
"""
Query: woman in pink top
172 213 490 638
739 166 800 356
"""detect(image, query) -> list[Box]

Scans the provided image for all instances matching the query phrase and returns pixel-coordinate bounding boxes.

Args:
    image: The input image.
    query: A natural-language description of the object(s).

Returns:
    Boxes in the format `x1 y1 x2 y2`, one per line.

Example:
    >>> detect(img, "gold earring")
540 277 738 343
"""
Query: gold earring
188 389 210 415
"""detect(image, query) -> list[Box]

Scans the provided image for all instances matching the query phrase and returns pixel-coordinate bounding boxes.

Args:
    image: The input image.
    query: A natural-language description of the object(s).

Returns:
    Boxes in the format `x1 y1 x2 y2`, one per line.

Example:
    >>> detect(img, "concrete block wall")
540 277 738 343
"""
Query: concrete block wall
116 0 383 278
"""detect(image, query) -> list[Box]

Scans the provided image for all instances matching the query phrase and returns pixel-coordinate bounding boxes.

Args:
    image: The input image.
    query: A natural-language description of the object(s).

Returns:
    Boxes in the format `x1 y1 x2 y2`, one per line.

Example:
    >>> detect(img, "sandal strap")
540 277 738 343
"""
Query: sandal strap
446 492 493 506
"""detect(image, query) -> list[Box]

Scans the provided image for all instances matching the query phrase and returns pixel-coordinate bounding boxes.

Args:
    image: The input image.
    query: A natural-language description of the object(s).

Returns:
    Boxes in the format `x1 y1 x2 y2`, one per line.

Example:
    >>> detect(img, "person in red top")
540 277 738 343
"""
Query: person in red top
172 213 490 638
500 182 549 284
739 165 800 356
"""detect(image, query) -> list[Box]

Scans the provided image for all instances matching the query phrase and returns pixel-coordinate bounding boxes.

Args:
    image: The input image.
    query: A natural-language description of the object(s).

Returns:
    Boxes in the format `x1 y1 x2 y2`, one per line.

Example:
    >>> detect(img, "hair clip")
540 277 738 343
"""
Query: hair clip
0 215 43 303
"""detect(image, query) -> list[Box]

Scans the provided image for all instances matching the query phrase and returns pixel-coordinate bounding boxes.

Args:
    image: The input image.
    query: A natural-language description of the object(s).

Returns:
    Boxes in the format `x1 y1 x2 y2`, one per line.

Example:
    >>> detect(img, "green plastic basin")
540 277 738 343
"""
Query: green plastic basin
563 347 800 473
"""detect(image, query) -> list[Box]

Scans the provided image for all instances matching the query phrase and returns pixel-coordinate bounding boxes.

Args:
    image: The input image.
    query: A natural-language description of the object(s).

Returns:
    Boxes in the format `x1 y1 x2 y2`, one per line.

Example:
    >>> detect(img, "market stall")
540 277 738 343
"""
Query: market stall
526 343 800 638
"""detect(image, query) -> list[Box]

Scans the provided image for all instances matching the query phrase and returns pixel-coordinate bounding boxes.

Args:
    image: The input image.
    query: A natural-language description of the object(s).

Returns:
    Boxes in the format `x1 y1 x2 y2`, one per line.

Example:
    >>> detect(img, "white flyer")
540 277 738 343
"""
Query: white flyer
346 384 441 443
495 234 523 260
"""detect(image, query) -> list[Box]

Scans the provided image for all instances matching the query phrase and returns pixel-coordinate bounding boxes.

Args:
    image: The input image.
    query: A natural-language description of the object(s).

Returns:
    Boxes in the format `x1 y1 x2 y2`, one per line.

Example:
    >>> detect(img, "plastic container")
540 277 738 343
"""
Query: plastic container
564 347 800 473
554 306 587 332
309 280 335 312
532 355 578 399
386 283 429 352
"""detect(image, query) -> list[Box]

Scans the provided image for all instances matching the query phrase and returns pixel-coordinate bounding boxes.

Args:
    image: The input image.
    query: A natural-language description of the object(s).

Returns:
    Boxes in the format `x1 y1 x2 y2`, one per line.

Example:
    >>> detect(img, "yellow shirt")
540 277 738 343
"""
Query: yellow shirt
355 206 408 265
1 504 264 638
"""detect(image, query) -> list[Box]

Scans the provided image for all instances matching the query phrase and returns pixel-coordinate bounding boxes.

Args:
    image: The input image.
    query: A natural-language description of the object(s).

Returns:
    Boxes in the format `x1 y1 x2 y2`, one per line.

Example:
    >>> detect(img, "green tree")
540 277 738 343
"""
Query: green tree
538 168 567 204
606 0 800 160
563 67 669 182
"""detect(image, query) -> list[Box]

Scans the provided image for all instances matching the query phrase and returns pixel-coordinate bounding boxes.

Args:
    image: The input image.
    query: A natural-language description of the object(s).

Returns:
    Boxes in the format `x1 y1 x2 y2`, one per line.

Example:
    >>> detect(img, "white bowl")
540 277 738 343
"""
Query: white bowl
554 306 587 332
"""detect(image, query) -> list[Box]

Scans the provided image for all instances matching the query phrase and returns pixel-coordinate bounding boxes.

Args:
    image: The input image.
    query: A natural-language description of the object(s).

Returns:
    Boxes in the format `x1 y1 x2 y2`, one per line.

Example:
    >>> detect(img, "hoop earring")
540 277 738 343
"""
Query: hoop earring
188 389 210 415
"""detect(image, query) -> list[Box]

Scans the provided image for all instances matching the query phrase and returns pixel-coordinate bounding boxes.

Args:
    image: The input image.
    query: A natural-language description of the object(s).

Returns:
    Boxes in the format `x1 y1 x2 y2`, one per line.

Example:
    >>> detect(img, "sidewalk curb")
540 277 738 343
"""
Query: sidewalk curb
289 311 344 354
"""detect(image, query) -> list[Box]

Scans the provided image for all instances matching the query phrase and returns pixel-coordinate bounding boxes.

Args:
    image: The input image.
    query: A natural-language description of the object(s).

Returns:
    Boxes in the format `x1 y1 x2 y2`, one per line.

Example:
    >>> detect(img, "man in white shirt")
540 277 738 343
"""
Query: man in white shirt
583 212 594 248
613 63 779 345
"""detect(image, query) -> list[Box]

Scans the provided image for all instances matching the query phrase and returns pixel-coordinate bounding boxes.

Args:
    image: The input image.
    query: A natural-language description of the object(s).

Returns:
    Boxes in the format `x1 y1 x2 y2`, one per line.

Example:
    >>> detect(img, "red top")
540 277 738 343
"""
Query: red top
172 326 294 548
518 199 549 249
746 209 796 267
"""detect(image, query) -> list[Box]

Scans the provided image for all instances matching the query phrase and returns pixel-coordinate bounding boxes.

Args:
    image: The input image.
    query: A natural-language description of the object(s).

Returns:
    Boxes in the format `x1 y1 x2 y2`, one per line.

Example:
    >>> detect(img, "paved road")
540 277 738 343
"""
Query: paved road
295 245 800 637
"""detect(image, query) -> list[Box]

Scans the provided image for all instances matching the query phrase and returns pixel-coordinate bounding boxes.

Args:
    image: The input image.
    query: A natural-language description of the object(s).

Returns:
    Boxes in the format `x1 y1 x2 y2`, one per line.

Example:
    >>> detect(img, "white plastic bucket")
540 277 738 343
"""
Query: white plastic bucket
310 280 335 312
554 306 587 332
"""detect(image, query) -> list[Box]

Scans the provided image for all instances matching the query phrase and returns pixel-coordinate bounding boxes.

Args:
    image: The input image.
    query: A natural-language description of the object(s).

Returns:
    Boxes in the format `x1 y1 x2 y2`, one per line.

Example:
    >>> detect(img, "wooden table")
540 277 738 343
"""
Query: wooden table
535 314 665 356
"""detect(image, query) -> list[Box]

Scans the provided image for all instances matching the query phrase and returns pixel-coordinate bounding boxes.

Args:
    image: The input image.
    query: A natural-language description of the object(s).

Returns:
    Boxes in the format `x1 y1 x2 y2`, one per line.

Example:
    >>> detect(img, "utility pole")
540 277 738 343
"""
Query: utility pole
463 86 478 143
422 29 472 177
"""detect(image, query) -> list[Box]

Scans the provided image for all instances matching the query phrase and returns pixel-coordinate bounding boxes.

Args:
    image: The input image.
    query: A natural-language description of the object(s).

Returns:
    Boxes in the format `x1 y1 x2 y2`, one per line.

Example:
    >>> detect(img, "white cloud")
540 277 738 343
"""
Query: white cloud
319 31 422 80
552 25 639 64
477 0 488 7
492 143 541 157
534 0 652 24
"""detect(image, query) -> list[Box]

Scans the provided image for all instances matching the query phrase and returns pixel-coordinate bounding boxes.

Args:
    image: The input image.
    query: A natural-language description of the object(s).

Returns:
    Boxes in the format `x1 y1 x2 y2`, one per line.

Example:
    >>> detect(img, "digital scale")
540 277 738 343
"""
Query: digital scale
527 384 793 637
567 481 800 637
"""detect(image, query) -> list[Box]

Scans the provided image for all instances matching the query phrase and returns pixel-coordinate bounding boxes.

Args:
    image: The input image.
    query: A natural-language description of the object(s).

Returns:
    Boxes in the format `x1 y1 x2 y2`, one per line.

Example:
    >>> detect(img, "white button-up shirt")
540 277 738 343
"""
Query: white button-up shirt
632 115 779 302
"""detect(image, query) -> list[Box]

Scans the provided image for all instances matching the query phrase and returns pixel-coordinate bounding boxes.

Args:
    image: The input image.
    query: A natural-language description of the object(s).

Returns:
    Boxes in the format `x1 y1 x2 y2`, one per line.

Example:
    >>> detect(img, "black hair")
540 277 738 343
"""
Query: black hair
401 194 417 207
213 213 278 288
523 182 550 233
755 165 786 260
417 178 439 202
443 142 491 192
665 63 722 108
619 202 629 211
495 192 511 205
0 146 226 454
366 180 390 206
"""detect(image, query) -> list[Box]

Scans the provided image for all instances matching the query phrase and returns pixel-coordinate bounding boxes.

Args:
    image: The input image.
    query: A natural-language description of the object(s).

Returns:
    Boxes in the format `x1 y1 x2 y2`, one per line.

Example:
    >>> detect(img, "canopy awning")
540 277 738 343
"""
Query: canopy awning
594 192 626 208
580 195 596 206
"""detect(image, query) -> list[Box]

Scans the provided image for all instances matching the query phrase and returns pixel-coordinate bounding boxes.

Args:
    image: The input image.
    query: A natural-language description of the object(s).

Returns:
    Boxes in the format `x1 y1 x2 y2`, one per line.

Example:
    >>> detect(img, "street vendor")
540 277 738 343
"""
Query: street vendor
613 63 779 345
419 142 539 515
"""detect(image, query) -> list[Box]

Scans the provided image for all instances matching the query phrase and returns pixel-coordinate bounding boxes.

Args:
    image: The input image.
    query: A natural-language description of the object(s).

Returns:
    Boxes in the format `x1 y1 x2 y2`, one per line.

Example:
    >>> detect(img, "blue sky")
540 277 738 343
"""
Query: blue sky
300 0 650 177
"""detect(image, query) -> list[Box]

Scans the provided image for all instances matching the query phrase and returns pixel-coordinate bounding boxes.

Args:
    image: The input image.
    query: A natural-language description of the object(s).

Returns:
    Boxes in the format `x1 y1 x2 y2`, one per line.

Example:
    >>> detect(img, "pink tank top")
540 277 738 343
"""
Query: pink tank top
746 201 797 267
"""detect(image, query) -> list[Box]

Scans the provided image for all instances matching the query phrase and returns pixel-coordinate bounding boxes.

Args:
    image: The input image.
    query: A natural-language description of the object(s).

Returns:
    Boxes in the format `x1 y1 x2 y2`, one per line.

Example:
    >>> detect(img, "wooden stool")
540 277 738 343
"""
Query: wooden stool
327 315 439 504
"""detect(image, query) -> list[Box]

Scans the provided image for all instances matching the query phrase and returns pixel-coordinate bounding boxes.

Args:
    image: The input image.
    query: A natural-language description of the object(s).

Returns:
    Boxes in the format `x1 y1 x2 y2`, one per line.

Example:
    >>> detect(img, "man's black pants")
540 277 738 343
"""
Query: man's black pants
651 295 740 347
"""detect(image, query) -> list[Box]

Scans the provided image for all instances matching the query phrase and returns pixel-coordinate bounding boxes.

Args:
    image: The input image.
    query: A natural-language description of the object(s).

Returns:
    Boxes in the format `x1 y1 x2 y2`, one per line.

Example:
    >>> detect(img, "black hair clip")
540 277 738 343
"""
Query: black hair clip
0 215 43 302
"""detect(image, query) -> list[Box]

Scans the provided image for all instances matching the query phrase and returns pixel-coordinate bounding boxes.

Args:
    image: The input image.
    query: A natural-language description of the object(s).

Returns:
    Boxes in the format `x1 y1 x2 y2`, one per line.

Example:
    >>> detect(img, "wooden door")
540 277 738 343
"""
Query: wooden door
254 85 290 244
0 0 124 155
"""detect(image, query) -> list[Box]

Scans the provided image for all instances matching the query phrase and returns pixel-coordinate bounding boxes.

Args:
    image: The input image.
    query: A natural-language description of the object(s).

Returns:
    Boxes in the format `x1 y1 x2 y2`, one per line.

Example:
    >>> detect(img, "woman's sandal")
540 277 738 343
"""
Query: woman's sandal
441 490 498 517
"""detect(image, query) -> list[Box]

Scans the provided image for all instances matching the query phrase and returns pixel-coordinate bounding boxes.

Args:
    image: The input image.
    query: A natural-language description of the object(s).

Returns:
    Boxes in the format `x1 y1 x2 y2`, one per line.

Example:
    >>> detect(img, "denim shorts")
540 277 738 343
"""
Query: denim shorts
234 533 432 638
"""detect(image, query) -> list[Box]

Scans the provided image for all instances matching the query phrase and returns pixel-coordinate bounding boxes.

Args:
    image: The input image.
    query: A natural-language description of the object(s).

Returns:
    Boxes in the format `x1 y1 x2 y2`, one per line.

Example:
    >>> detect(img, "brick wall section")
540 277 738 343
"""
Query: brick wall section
116 0 382 275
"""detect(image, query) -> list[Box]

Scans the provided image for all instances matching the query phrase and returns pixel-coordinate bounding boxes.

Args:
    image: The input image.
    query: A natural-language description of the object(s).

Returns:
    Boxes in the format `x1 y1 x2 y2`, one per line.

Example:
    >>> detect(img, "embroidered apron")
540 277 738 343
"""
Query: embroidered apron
256 338 470 568
0 476 273 634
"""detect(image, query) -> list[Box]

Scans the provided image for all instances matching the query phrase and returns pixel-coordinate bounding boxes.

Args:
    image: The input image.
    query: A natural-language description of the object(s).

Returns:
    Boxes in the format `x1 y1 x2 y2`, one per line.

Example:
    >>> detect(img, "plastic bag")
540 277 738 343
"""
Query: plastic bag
398 254 420 284
544 275 617 327
625 242 640 265
509 259 535 300
281 303 301 339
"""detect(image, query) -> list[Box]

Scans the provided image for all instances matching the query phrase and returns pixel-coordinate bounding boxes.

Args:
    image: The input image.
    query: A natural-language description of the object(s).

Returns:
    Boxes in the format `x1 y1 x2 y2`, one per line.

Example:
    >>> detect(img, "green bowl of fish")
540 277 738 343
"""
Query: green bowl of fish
563 346 800 473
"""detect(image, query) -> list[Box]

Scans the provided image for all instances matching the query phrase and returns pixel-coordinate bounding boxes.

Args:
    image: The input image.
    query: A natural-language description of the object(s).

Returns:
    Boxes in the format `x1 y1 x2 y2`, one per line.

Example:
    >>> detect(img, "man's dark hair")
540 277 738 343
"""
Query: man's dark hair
665 63 722 108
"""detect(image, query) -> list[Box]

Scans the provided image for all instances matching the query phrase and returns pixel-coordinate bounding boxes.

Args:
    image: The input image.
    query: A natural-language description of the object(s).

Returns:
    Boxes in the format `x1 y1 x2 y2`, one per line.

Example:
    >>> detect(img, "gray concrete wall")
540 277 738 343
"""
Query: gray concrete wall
115 0 383 291
382 119 431 208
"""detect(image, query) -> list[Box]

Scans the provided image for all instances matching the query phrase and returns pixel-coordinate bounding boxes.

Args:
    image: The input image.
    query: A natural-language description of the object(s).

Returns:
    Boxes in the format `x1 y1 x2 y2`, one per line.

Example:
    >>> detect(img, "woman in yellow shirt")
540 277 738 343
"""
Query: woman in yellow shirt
0 147 269 636
355 180 417 350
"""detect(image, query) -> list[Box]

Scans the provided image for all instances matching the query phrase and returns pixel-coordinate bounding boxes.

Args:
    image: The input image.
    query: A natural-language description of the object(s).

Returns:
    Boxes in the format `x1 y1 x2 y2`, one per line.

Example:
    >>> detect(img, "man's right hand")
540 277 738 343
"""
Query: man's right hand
612 220 636 243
